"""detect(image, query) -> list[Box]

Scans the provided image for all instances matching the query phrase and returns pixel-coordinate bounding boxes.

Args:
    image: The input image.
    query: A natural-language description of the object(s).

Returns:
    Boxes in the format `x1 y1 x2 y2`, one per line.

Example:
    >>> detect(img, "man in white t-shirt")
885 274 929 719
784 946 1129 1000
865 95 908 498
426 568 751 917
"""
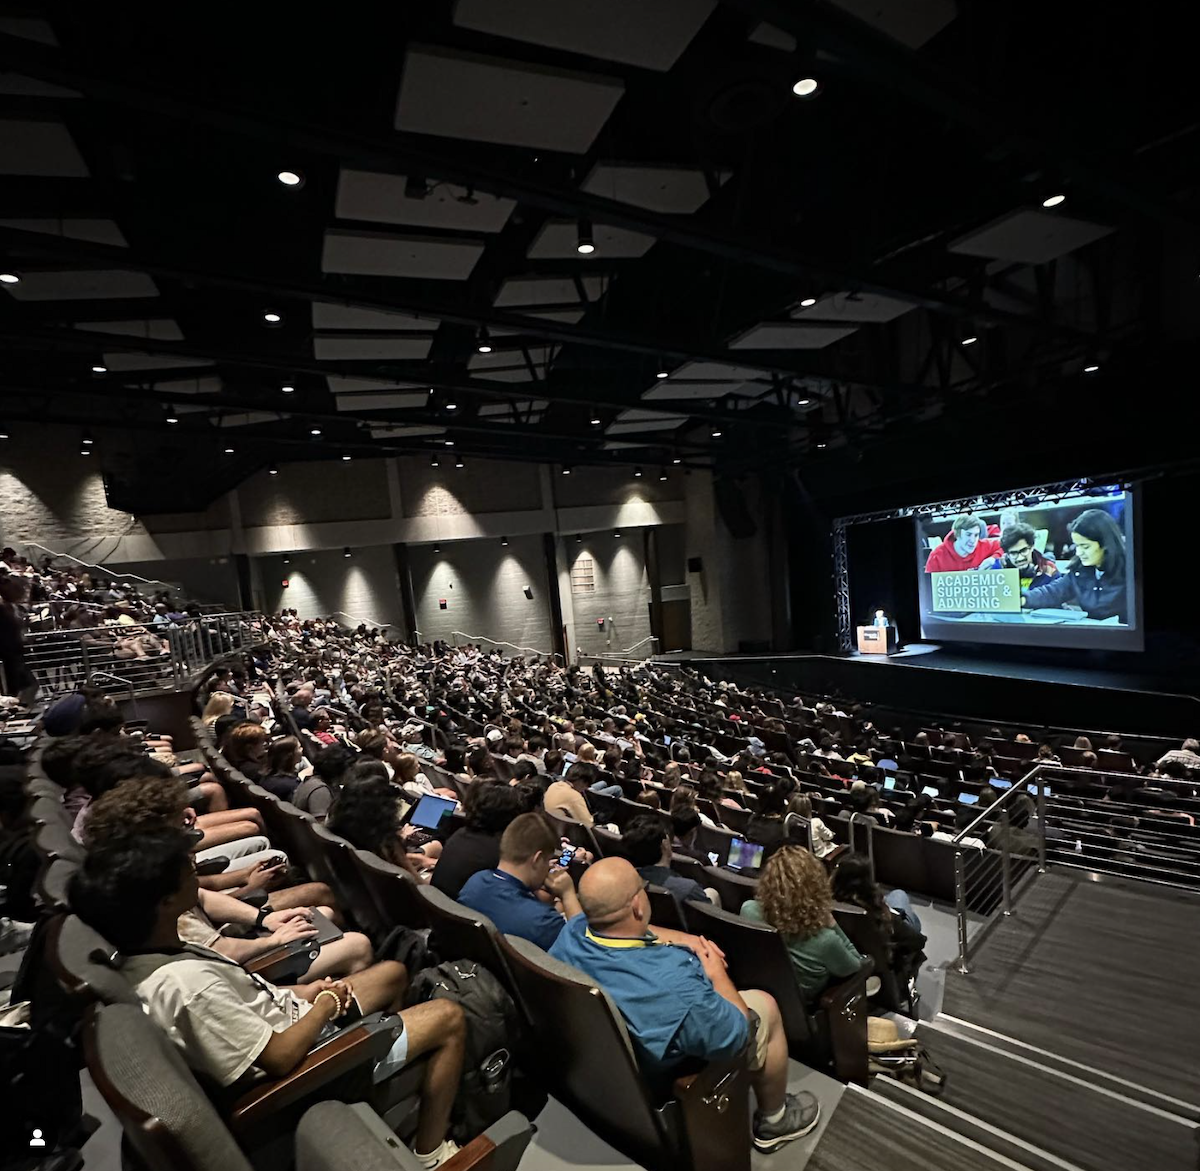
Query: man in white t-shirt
70 830 468 1170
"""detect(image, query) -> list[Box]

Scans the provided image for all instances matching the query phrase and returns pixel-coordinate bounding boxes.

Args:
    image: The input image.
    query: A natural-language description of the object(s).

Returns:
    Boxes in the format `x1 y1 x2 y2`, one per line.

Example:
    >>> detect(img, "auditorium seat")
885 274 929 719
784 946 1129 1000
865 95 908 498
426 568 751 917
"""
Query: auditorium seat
679 899 871 1083
644 882 686 930
350 848 429 929
699 865 759 913
417 885 518 996
309 823 384 935
496 932 753 1171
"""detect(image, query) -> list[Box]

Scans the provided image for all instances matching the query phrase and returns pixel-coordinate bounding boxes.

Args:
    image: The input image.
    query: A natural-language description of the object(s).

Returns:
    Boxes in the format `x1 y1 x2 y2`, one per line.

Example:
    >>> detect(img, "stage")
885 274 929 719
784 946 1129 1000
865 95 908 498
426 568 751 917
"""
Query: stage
674 642 1200 742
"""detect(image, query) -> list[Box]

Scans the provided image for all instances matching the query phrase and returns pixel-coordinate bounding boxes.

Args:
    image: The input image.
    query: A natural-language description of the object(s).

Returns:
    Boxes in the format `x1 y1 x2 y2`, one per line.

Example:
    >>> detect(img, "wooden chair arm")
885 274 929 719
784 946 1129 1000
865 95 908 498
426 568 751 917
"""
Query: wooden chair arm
672 1037 752 1171
819 957 873 1085
228 1016 401 1133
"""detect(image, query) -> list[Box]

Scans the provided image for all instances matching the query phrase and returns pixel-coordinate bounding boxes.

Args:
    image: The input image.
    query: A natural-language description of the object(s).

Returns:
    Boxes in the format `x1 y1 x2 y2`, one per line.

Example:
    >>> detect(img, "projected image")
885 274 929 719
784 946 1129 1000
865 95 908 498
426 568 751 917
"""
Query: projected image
915 486 1140 651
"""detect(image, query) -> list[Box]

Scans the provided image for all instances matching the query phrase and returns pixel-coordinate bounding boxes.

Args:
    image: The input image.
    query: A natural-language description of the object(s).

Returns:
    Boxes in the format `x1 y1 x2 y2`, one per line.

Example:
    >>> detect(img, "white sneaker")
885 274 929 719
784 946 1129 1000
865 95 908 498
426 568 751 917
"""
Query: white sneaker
414 1138 461 1169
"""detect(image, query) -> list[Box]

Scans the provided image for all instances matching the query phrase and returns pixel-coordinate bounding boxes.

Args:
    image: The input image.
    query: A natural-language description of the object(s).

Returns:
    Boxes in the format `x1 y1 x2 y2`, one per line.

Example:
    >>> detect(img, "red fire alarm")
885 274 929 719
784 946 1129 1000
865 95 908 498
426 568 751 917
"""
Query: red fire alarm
439 598 447 610
596 618 605 629
282 579 289 588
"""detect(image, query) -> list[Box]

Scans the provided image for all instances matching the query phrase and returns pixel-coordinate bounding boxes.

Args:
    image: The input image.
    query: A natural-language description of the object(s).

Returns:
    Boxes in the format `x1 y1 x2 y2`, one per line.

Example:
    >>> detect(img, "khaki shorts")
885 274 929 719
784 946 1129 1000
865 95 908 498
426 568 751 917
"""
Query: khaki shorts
740 989 773 1071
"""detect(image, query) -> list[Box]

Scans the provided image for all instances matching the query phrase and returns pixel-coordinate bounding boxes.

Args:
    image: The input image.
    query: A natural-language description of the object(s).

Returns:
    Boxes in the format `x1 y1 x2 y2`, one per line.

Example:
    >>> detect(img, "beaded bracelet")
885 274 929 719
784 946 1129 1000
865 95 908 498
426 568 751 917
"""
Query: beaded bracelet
313 989 343 1017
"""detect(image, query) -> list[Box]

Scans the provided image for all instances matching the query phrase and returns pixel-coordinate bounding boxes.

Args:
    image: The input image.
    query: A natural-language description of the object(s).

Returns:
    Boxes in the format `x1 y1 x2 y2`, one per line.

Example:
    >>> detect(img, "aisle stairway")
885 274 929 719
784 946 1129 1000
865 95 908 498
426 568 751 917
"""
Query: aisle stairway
809 1013 1200 1171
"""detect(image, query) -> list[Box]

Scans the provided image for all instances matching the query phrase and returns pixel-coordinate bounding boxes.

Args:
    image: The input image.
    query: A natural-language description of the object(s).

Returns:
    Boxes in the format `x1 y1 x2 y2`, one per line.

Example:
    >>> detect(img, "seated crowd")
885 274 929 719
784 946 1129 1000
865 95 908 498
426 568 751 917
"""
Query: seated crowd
6 604 1200 1166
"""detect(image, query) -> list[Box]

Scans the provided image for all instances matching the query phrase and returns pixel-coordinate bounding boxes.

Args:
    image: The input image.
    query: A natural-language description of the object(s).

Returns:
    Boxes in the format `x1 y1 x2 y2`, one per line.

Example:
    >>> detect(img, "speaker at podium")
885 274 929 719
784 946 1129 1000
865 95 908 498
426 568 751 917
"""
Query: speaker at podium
857 609 899 655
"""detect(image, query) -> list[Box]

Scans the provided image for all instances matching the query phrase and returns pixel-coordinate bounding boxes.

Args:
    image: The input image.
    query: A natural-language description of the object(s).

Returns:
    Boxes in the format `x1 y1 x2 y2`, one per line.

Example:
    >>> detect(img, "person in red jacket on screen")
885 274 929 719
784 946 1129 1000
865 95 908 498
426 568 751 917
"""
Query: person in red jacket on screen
924 514 1003 573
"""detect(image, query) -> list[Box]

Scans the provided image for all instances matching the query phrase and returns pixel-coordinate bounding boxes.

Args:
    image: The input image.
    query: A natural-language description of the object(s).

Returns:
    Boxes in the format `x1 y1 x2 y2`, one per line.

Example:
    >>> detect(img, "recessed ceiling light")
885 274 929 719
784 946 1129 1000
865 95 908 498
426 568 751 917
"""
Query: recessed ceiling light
797 397 811 406
281 384 295 394
342 453 352 460
81 430 94 445
1042 193 1066 208
277 170 304 187
433 545 441 554
446 401 457 411
614 530 621 538
656 369 669 379
343 546 352 558
576 217 595 255
310 427 322 436
562 466 571 475
501 536 509 546
799 296 817 308
165 407 178 424
1084 363 1100 373
961 336 978 346
590 412 602 426
80 448 91 456
816 442 827 449
0 430 9 440
0 273 19 284
91 364 107 374
477 325 491 353
224 446 235 454
431 455 440 467
633 466 643 478
268 464 279 475
454 456 464 468
711 427 723 438
444 439 454 446
792 77 820 98
263 311 282 324
672 457 682 464
658 469 668 481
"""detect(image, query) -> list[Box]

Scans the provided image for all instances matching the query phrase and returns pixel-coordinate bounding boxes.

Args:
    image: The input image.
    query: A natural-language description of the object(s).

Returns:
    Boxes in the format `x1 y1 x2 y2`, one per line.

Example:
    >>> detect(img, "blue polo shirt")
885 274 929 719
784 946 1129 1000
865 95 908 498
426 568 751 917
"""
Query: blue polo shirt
549 915 748 1084
458 868 568 951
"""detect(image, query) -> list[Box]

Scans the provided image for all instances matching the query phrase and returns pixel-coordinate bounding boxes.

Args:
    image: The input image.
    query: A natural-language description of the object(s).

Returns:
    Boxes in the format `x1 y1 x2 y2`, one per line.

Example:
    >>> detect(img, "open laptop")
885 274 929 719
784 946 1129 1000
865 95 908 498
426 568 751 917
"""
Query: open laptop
921 785 940 798
883 776 897 791
957 793 979 806
724 837 766 874
405 794 457 832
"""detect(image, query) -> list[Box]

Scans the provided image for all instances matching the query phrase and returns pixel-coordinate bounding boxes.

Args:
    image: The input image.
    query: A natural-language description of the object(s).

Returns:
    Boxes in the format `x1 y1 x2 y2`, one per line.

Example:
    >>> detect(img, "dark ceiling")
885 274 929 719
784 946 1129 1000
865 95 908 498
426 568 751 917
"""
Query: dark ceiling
1 1 1198 513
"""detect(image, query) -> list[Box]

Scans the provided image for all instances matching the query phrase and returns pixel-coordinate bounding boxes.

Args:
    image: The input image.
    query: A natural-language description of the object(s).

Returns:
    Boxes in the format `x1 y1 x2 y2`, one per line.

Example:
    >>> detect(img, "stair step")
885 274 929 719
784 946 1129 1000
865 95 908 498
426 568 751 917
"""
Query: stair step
932 1014 1200 1123
870 1075 1085 1171
909 1021 1200 1171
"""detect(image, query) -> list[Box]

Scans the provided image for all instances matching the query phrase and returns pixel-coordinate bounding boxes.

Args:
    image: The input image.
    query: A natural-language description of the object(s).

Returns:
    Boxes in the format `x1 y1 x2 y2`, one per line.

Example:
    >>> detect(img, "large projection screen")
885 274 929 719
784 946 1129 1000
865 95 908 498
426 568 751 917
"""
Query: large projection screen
915 484 1143 652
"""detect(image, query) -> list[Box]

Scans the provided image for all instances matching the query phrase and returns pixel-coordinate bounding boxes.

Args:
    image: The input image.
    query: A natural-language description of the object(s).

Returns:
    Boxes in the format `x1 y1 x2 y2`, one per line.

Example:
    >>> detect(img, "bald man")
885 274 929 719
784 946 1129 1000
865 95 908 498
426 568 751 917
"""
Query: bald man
551 858 819 1154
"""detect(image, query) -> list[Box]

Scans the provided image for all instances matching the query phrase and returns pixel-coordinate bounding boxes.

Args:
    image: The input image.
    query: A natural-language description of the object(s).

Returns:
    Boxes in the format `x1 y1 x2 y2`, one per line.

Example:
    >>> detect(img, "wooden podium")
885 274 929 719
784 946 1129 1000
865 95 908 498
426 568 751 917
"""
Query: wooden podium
856 625 898 655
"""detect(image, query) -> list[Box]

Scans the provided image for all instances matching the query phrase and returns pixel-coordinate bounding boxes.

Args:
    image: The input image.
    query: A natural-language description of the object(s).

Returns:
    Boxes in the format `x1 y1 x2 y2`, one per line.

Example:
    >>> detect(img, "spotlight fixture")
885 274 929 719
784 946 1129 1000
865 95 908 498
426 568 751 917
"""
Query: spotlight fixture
576 217 595 255
277 170 304 187
961 335 978 346
165 406 178 424
310 427 322 436
613 530 621 538
711 426 723 438
576 533 583 543
0 272 19 284
658 468 668 481
796 397 811 406
476 326 492 353
433 545 441 554
91 364 107 374
816 441 827 449
1042 193 1066 208
501 536 509 547
444 439 454 446
263 311 282 325
454 456 464 468
81 430 94 445
431 454 440 467
343 546 352 558
281 384 295 394
342 453 352 461
224 446 235 454
656 368 669 379
792 77 820 98
633 466 643 478
562 465 572 475
798 296 817 308
268 464 279 475
672 456 682 465
445 401 457 411
282 556 290 565
1084 363 1100 373
590 410 602 426
0 428 8 440
80 448 92 457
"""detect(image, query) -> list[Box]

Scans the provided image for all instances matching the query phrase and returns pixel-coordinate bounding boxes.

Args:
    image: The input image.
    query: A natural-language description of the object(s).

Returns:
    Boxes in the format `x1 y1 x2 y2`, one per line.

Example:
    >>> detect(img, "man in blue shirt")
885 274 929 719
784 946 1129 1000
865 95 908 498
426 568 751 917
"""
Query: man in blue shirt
551 858 820 1154
459 812 581 951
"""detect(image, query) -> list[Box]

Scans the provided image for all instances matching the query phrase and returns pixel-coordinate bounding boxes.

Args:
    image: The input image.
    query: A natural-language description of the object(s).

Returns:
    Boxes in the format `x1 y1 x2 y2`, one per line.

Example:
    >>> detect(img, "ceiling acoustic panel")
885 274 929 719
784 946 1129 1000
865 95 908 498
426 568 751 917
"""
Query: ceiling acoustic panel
312 303 435 331
581 162 727 213
453 0 717 72
335 169 516 232
526 219 655 259
828 0 958 50
0 117 89 176
321 229 484 280
102 352 213 372
468 347 554 381
495 275 605 307
730 322 858 349
0 218 127 246
670 359 770 383
326 375 427 395
313 335 433 361
792 292 915 323
369 424 446 439
75 318 184 340
394 45 624 154
478 400 549 418
948 208 1114 266
333 392 429 412
5 269 159 300
643 381 759 402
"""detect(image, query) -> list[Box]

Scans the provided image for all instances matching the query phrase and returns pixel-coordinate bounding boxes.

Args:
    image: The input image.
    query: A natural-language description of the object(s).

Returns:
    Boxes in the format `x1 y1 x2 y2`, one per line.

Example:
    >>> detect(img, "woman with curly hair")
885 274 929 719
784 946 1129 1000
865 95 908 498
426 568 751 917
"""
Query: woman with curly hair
740 845 866 1002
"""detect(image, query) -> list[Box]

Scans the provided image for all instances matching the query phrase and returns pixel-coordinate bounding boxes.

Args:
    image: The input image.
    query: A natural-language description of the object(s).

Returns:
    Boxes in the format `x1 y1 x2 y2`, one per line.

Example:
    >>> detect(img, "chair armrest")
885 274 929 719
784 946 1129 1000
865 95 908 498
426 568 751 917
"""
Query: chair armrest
228 1013 401 1134
672 1038 752 1171
819 957 873 1085
245 939 321 982
442 1110 533 1171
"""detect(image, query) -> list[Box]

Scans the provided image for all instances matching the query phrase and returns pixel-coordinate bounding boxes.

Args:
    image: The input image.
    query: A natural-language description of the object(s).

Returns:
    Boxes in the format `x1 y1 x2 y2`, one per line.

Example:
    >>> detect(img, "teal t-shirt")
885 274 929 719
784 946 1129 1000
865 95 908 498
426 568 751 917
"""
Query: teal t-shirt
740 899 865 1001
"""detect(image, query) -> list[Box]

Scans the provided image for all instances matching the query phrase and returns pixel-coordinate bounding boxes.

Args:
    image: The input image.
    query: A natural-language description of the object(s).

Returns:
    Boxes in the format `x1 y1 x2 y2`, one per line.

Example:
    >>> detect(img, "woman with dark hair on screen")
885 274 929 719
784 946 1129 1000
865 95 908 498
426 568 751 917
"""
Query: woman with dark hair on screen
1022 508 1128 621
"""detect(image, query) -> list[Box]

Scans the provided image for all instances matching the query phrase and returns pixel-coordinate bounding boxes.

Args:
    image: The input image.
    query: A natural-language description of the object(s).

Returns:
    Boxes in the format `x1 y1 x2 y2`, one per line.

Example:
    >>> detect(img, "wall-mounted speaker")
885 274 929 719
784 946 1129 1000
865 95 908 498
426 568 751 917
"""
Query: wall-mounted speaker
687 556 703 573
523 586 533 599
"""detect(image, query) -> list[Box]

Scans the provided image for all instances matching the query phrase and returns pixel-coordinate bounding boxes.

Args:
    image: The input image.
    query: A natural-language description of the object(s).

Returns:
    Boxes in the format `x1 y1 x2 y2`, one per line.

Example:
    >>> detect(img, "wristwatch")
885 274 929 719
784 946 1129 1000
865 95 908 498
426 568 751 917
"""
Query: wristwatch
254 904 275 930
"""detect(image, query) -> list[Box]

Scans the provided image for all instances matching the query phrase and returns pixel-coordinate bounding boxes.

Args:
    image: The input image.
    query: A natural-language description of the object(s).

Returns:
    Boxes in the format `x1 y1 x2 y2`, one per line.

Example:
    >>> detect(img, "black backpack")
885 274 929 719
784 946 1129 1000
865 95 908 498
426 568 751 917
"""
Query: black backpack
406 959 516 1141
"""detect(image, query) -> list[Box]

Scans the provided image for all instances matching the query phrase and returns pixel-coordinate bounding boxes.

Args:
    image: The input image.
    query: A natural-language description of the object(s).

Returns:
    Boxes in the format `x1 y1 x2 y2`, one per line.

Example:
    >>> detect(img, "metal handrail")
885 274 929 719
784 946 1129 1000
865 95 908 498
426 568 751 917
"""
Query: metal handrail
22 540 181 590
